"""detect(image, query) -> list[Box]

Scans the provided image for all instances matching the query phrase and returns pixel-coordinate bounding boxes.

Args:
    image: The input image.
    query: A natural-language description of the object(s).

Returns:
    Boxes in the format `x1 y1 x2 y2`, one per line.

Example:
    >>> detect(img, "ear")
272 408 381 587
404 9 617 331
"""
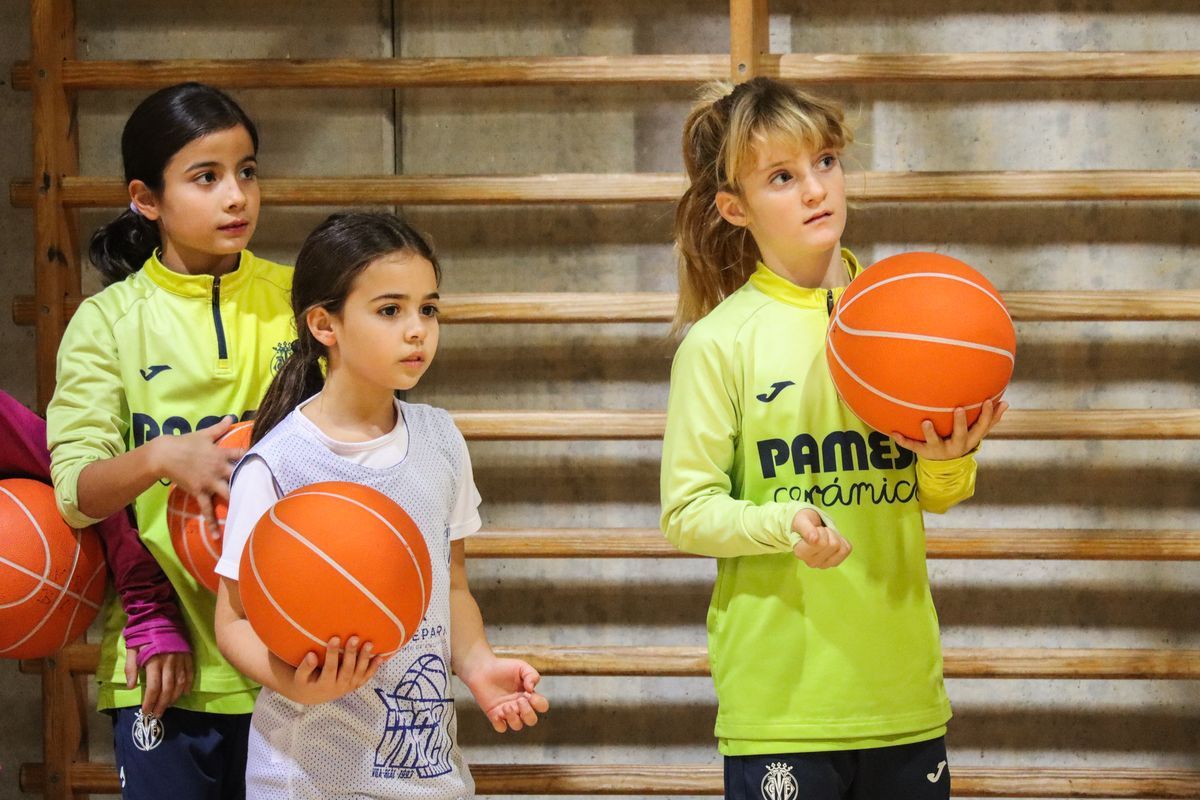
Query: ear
715 190 750 228
128 180 160 221
306 306 337 348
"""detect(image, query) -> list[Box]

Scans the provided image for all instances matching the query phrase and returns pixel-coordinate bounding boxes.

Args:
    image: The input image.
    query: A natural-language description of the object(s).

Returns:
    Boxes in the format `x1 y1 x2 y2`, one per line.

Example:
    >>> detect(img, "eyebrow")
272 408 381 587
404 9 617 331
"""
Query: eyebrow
371 292 441 302
184 154 257 172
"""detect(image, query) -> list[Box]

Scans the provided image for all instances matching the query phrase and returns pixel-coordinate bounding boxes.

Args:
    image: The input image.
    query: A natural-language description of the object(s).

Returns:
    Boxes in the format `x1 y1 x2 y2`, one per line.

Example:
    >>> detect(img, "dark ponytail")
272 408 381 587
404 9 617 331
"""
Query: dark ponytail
251 212 440 446
90 82 259 286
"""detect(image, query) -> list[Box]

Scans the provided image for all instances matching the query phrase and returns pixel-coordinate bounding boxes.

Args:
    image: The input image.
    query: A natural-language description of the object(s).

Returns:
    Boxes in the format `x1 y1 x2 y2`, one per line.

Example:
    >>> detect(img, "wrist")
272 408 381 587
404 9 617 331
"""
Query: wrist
456 648 497 689
140 435 166 480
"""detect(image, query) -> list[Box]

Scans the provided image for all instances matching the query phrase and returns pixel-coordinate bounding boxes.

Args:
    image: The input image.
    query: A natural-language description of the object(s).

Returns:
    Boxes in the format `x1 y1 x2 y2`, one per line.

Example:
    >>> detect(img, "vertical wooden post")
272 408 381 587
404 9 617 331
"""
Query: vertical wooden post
729 0 769 81
31 4 87 796
30 0 80 413
40 654 89 800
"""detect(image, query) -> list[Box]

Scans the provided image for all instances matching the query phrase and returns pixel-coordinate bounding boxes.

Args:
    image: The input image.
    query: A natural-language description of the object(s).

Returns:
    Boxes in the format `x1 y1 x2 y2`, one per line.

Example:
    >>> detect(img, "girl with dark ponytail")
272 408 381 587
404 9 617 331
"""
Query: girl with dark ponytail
89 82 260 286
47 83 295 800
215 212 549 799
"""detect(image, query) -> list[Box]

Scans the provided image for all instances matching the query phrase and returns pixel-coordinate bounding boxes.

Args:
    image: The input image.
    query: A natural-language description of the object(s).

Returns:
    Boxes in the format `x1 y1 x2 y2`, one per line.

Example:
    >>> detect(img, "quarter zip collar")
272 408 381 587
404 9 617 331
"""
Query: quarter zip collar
142 249 253 299
748 248 862 310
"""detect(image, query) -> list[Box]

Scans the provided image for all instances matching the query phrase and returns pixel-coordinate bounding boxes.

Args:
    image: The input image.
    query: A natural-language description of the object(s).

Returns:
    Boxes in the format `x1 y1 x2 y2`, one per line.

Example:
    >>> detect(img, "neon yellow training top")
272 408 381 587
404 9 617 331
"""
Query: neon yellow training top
48 250 294 713
661 250 977 754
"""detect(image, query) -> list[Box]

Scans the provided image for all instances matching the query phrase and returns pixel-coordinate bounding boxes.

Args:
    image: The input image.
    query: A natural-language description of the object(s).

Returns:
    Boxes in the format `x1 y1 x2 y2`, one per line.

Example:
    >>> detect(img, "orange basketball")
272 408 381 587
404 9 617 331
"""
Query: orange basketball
238 481 433 667
826 252 1016 440
0 478 107 659
167 420 253 593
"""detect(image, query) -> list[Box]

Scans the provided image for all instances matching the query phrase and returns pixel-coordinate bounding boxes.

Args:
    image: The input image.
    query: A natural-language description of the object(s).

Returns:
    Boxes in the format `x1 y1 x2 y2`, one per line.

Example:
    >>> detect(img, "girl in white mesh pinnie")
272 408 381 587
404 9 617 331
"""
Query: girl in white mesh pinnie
214 212 549 800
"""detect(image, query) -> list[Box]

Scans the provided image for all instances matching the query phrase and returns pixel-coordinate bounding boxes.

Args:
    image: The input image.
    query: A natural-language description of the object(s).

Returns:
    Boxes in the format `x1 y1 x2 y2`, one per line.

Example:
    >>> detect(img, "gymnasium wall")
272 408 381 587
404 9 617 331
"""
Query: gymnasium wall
1 1 1197 798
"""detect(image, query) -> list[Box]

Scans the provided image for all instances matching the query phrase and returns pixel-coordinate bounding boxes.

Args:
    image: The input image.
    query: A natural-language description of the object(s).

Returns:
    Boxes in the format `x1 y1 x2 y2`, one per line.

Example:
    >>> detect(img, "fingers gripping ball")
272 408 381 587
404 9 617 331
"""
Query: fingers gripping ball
0 479 107 659
825 252 1016 439
238 482 433 667
167 420 253 593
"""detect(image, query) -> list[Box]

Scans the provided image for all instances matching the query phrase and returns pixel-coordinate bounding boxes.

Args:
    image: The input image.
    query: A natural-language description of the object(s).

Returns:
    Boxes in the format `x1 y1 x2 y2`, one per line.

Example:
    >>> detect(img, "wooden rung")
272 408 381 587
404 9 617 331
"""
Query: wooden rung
21 644 1200 679
11 52 1200 91
445 409 1200 440
468 528 1200 561
11 171 1200 208
14 290 1200 327
496 646 1200 679
18 762 1200 797
770 51 1200 83
8 56 728 90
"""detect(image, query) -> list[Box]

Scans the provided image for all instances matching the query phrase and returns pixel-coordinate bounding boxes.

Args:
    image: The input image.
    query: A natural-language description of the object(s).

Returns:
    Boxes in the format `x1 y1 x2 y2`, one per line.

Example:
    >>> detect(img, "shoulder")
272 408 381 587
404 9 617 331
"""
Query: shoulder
242 250 294 296
400 401 467 460
70 273 154 330
246 411 301 457
675 286 768 364
59 278 157 357
400 401 460 438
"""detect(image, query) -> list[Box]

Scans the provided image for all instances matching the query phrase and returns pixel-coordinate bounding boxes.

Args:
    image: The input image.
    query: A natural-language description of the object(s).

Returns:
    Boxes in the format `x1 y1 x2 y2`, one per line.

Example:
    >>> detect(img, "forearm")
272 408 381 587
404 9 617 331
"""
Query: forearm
214 580 298 700
449 582 496 685
75 441 162 521
663 492 821 557
216 616 297 696
95 511 190 661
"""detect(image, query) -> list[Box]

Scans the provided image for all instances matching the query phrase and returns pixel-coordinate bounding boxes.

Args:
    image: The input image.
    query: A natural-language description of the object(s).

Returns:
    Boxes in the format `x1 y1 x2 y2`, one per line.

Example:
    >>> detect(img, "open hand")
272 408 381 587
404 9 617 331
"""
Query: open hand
465 657 550 733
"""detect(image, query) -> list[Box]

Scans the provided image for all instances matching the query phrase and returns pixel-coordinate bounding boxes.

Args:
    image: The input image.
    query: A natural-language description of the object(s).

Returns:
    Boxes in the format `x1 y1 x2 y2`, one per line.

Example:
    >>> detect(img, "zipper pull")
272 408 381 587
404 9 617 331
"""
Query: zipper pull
826 289 834 315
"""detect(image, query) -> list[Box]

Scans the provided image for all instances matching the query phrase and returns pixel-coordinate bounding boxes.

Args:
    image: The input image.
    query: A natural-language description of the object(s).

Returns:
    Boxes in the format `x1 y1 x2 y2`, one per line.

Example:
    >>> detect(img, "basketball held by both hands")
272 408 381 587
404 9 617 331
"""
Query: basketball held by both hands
238 481 433 668
166 419 254 593
825 252 1016 440
0 478 107 659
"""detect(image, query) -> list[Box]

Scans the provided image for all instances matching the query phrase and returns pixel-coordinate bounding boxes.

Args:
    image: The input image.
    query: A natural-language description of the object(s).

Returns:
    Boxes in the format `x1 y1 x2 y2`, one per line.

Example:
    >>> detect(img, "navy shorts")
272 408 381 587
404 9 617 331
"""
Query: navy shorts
110 707 251 800
724 736 950 800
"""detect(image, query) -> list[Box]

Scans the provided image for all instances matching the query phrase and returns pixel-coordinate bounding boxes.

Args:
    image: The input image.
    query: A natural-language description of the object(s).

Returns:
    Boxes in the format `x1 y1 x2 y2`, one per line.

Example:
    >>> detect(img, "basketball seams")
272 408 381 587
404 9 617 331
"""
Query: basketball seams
0 491 100 613
285 489 429 613
0 487 53 609
840 270 1012 324
267 501 408 656
58 532 100 650
168 489 221 589
830 317 1016 362
0 483 103 657
246 525 329 658
0 554 103 609
828 335 1005 415
1 509 84 656
836 272 1014 353
827 262 1014 428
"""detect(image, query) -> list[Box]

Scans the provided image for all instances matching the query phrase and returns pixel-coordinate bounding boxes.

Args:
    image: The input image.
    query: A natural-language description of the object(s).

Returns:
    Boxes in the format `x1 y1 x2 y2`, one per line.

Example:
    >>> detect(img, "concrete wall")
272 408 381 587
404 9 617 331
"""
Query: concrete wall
1 1 1197 798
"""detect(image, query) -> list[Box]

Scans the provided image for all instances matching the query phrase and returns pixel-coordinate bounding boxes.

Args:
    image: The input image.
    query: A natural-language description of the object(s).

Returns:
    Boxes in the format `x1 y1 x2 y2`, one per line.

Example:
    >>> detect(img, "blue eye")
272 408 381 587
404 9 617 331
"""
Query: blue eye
818 154 839 169
769 171 792 185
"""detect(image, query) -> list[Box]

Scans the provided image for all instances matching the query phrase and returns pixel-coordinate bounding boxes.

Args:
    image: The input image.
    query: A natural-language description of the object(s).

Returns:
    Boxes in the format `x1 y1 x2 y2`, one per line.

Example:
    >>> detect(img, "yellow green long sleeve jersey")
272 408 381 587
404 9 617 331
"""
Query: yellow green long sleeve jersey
47 250 295 713
660 251 977 754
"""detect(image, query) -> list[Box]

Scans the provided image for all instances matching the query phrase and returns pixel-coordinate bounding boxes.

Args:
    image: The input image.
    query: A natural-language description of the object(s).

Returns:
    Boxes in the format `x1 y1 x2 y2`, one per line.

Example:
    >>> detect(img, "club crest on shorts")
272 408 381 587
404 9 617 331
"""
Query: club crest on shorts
131 710 164 752
761 761 798 800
